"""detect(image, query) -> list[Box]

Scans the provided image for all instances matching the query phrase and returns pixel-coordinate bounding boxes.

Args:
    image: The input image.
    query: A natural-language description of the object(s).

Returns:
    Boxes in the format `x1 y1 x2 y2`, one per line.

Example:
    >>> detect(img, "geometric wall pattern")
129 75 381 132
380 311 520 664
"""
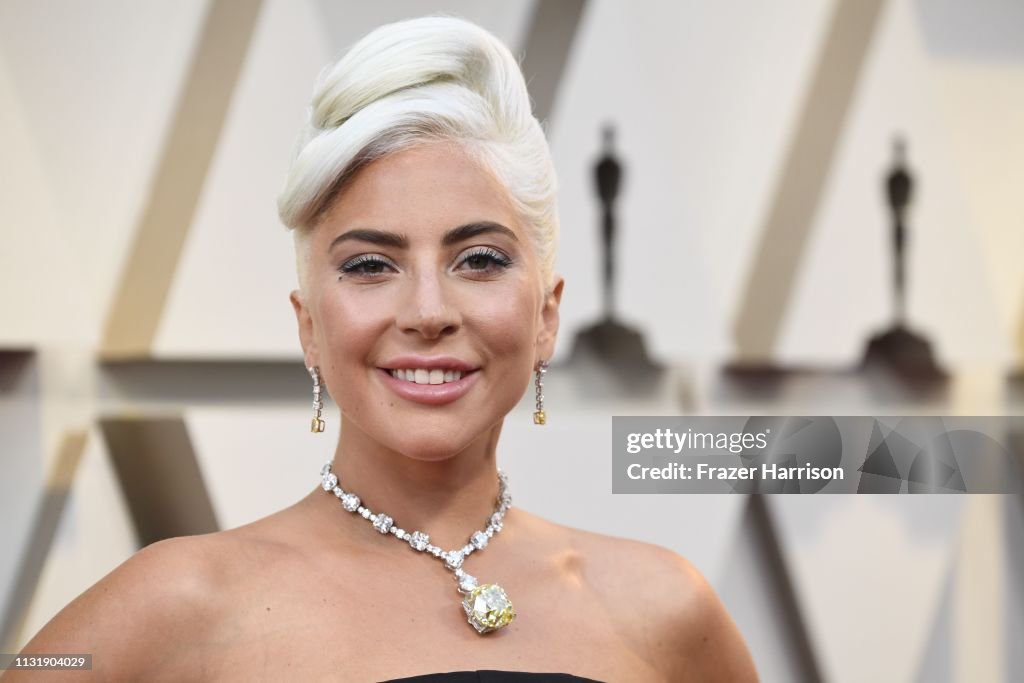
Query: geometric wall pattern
2 1 1023 680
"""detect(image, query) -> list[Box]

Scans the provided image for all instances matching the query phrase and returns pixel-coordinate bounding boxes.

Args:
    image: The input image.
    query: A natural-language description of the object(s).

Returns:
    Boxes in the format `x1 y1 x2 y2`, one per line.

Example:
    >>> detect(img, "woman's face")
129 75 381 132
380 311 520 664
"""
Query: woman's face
291 141 563 461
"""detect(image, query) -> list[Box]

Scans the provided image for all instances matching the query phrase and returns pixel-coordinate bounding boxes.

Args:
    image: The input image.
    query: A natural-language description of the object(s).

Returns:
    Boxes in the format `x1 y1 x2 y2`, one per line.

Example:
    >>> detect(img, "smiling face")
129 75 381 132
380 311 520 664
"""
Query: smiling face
290 141 563 461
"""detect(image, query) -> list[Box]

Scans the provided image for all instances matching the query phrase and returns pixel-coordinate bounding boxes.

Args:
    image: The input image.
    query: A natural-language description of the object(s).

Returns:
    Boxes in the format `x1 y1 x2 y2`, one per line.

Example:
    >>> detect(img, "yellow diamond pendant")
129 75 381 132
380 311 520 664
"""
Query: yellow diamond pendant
533 410 546 425
462 583 515 634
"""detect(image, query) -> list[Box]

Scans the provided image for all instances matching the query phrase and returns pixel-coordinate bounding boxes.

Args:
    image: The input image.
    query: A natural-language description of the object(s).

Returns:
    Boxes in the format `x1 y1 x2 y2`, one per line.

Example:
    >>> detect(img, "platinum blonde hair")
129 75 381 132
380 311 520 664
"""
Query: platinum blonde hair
277 16 559 295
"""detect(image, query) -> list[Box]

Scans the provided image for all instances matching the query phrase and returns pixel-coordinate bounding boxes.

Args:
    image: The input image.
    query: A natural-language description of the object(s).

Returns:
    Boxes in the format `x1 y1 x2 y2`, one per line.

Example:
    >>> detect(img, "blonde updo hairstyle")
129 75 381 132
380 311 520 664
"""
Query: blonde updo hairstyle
277 16 559 298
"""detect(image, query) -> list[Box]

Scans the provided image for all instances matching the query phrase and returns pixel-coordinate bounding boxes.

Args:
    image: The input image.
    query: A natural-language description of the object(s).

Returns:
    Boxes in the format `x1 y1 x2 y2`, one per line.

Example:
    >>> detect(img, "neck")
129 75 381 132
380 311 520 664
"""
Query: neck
319 414 505 551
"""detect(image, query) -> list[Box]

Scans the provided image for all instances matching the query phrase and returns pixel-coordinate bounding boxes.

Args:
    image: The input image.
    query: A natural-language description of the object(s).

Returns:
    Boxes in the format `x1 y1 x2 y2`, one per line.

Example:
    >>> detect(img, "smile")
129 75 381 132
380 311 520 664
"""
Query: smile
389 368 465 384
377 367 480 405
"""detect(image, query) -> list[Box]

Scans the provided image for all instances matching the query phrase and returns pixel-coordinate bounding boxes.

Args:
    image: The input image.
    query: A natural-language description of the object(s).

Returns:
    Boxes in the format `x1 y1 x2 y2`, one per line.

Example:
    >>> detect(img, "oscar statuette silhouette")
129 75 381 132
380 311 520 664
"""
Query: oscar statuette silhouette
861 136 946 384
566 124 663 395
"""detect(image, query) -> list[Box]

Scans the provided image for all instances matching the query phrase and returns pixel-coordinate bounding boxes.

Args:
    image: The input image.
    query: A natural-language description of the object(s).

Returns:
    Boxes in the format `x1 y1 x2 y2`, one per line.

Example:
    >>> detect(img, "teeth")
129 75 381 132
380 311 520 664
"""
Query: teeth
389 368 465 384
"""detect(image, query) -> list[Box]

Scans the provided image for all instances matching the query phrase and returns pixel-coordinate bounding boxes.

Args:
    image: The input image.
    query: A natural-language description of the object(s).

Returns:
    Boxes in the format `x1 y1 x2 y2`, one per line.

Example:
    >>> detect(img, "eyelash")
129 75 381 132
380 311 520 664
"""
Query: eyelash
338 247 513 279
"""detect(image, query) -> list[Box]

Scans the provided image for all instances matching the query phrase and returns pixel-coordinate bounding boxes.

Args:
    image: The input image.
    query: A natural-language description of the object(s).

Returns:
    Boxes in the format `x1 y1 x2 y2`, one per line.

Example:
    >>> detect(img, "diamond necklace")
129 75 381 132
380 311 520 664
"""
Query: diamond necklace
319 461 516 634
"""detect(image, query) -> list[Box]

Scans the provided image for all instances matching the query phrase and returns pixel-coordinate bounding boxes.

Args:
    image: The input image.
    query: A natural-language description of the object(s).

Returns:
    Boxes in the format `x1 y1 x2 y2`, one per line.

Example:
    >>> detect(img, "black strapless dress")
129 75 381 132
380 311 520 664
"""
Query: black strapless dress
380 671 606 682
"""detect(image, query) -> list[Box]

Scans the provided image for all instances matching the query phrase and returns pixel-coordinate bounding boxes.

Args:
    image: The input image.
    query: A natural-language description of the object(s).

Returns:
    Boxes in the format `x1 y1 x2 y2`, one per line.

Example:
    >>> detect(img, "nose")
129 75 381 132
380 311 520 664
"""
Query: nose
396 269 461 339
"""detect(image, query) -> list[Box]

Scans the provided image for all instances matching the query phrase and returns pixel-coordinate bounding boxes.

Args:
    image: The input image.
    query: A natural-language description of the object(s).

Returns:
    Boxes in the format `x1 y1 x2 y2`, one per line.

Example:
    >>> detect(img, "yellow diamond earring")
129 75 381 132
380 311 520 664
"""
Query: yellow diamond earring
533 360 548 425
309 366 325 433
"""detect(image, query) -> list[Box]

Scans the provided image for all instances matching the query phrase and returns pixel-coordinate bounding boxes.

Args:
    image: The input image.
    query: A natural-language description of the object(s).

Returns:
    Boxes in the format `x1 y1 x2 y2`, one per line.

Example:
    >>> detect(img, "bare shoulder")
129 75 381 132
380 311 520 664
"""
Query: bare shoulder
552 521 759 682
10 533 231 682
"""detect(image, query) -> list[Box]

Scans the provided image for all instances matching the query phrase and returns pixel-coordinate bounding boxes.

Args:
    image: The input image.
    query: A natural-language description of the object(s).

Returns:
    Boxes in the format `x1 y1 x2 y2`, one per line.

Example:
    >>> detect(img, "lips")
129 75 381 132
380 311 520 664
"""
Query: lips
377 366 480 406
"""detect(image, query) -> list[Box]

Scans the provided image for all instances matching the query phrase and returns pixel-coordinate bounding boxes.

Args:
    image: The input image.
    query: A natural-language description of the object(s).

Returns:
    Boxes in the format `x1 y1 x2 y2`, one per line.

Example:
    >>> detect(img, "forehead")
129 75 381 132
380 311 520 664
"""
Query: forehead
317 142 522 240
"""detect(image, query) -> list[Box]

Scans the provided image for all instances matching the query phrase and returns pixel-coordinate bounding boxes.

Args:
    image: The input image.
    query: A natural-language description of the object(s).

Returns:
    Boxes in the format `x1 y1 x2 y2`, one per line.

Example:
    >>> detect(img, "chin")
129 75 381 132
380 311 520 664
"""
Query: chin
385 424 480 462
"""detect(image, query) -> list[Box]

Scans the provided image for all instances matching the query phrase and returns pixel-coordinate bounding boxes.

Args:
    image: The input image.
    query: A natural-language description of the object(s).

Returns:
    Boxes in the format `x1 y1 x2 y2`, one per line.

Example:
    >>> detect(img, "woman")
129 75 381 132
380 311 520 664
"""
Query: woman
12 16 757 682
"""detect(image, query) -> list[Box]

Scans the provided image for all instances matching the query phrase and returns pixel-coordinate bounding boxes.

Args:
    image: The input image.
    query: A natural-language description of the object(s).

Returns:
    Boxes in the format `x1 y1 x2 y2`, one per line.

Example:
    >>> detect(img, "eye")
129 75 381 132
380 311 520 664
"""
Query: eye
338 254 395 279
457 247 513 274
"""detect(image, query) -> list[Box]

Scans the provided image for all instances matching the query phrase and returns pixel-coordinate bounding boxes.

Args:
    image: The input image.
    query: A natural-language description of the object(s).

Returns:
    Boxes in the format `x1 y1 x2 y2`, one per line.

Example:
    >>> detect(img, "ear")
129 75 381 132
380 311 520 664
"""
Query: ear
535 275 565 363
290 289 318 368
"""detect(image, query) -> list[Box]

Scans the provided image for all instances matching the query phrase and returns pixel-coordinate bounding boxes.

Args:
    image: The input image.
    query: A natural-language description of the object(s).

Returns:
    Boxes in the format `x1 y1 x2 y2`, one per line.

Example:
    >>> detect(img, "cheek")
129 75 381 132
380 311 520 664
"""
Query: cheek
314 290 386 371
480 292 539 408
468 284 538 363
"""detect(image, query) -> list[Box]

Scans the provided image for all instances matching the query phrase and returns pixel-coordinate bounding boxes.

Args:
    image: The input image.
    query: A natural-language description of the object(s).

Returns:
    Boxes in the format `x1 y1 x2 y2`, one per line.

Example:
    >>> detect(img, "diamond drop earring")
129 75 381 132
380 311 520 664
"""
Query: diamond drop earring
533 360 548 425
309 366 325 433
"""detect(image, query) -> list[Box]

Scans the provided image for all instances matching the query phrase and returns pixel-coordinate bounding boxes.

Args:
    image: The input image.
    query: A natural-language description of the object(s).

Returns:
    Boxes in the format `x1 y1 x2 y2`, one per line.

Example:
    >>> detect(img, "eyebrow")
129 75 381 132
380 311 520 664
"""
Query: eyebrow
328 221 519 251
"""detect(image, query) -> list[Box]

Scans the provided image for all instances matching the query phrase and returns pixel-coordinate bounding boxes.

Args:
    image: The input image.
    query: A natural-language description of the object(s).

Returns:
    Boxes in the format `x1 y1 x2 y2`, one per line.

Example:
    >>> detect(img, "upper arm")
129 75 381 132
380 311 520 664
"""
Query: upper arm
7 535 221 682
